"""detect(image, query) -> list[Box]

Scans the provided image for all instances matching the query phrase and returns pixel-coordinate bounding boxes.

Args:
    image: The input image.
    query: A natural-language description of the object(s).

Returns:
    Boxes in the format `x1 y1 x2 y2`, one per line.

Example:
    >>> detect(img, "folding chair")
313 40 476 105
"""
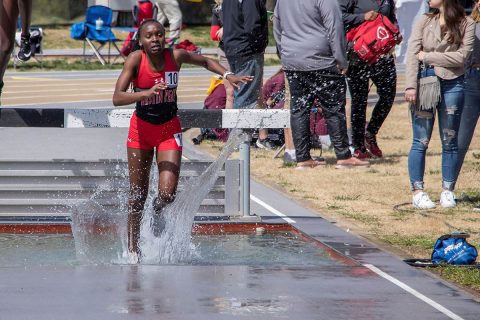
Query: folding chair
70 5 122 65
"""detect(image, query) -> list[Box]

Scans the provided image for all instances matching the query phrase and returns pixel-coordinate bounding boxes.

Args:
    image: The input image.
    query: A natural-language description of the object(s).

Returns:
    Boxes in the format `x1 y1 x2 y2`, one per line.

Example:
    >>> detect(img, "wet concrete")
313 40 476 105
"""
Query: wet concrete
0 264 464 320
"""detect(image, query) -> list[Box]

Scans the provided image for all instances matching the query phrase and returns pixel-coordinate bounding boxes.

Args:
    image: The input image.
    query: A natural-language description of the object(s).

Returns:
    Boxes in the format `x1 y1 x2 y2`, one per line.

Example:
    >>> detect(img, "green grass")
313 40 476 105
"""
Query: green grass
338 210 381 226
436 266 480 292
334 194 361 201
381 234 435 250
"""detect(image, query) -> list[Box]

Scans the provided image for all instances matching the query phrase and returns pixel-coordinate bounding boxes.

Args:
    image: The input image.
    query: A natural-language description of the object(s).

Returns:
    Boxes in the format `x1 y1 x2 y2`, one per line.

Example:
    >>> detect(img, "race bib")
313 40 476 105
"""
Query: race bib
165 72 179 88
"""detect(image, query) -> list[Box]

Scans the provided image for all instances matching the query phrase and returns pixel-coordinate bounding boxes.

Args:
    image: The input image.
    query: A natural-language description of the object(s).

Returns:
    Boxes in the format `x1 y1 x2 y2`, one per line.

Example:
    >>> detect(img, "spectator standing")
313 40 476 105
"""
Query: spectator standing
455 0 480 191
274 0 369 169
211 0 234 109
156 0 183 44
222 0 273 149
338 0 400 159
405 0 475 209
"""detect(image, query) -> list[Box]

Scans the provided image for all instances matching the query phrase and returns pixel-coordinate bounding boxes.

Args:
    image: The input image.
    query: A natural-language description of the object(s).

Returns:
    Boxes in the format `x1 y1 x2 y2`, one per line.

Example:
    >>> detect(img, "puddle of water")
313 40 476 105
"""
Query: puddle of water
0 231 339 267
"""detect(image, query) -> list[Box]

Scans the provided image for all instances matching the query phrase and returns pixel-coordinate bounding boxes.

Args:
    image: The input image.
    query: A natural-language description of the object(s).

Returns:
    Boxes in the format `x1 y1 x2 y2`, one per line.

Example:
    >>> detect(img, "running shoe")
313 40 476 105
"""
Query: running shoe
256 138 276 150
412 192 436 209
353 148 371 160
335 156 370 169
17 34 32 62
151 197 167 237
295 158 326 170
365 132 383 158
283 152 296 166
440 190 456 208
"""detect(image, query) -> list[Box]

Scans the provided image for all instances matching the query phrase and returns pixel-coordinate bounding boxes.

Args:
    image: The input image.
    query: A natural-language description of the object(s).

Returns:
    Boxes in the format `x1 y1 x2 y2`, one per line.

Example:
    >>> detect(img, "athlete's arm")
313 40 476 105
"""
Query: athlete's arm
173 49 253 89
112 51 167 106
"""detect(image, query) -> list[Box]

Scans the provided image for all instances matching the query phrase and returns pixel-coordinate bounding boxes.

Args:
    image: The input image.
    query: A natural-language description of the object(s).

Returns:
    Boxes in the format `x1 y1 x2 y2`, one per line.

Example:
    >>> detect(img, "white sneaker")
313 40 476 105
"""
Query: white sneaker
412 192 436 209
440 190 456 208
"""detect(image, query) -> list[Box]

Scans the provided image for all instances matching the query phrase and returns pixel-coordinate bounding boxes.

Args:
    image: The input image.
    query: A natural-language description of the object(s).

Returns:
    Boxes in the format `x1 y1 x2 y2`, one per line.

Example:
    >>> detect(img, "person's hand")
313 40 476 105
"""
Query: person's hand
216 27 223 41
226 74 254 89
396 33 403 45
405 88 416 103
145 81 167 97
417 51 426 61
364 11 379 21
337 64 348 75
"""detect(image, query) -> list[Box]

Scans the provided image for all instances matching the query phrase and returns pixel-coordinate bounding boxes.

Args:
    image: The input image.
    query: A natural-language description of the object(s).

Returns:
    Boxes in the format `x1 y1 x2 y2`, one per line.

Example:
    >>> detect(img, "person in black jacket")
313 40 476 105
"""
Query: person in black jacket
222 0 273 148
338 0 401 159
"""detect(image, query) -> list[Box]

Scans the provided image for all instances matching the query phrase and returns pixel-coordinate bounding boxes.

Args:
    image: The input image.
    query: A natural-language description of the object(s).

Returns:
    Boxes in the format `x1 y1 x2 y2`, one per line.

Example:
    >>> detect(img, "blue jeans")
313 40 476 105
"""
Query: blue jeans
408 68 465 191
455 67 480 180
228 53 264 109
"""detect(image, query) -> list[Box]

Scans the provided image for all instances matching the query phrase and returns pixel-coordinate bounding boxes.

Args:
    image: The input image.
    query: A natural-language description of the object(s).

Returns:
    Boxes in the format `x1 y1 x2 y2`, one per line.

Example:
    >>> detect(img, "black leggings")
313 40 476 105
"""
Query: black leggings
347 56 397 150
285 69 351 162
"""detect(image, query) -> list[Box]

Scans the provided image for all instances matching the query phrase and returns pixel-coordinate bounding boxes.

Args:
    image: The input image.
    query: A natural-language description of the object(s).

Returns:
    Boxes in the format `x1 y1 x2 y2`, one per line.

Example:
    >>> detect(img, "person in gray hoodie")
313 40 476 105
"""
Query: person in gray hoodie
273 0 369 169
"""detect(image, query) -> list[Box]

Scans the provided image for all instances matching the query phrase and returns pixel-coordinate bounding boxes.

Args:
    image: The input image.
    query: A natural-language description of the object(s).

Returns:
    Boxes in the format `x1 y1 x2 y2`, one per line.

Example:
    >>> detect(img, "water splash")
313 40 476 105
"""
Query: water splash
71 182 129 264
141 129 246 264
70 129 246 265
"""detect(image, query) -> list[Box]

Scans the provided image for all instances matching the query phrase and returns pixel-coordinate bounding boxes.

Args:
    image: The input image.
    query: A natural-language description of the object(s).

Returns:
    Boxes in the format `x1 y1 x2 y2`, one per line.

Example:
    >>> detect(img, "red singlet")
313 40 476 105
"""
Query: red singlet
127 49 182 151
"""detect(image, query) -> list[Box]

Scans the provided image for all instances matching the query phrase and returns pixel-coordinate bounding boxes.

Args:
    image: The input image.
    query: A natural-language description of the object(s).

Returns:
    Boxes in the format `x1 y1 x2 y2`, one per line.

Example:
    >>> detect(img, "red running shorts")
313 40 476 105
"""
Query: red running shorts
127 112 182 151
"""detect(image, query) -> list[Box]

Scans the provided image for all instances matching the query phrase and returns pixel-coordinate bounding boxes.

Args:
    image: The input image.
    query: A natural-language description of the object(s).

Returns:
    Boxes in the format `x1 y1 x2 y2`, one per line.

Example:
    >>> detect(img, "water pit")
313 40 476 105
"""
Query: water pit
0 130 349 268
0 223 344 267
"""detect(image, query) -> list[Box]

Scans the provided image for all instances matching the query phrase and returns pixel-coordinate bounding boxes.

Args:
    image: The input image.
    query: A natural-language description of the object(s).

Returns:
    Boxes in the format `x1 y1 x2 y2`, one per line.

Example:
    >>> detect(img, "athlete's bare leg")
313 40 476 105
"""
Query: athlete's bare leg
153 149 181 213
18 0 32 38
0 0 19 101
127 147 154 259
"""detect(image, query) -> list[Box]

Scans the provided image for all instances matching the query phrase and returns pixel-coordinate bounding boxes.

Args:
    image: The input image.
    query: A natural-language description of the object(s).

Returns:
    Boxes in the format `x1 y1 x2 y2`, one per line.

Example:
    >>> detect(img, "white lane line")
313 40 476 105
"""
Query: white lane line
250 194 296 224
364 264 464 320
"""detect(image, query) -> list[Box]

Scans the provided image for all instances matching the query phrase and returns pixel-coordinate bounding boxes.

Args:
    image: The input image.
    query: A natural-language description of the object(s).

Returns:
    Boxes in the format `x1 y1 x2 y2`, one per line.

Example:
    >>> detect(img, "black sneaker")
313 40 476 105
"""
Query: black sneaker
17 34 33 62
151 197 167 237
255 138 277 150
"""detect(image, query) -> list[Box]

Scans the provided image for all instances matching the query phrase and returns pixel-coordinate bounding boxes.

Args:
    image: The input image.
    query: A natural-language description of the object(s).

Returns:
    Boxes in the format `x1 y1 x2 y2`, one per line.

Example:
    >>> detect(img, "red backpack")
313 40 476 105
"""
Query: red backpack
346 14 399 64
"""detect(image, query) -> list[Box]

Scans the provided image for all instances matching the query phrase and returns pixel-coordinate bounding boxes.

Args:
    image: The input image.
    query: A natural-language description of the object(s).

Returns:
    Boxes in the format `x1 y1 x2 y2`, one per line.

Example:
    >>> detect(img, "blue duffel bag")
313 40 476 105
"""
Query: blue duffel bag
431 233 478 265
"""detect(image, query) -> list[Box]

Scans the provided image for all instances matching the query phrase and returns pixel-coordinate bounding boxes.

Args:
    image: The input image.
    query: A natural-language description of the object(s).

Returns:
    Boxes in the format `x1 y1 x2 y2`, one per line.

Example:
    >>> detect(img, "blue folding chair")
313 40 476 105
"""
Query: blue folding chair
70 5 121 65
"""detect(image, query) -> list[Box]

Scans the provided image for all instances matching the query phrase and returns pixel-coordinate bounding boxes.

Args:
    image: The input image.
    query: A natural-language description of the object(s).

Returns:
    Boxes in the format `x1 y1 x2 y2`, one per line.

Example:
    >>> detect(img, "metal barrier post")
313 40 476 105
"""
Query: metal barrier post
239 133 251 217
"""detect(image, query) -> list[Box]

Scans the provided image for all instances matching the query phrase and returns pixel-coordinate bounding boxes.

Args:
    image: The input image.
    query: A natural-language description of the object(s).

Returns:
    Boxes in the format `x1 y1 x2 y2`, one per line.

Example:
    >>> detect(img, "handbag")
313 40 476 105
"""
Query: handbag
346 14 399 65
415 63 441 111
